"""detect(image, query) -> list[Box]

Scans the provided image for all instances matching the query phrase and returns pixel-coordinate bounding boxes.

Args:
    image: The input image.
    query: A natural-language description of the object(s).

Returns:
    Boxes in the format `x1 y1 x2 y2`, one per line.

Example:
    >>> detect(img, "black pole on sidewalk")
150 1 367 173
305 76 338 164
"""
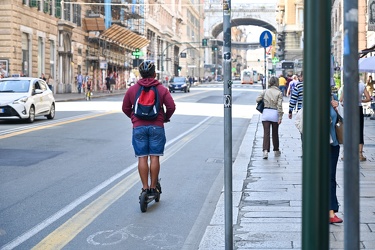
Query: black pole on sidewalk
302 0 331 249
343 0 360 249
223 0 233 249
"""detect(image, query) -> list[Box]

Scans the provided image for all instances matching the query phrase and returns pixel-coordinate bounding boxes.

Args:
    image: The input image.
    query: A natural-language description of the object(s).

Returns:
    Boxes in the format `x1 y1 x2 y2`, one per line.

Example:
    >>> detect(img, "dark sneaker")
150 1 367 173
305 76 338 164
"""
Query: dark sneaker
149 188 160 197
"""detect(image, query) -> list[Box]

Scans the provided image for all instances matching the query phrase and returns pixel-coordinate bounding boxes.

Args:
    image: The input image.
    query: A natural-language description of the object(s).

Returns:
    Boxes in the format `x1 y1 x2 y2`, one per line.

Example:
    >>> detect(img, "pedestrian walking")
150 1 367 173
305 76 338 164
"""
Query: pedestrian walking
278 74 287 96
287 75 299 97
288 74 304 118
105 74 111 93
366 75 374 97
40 73 47 81
256 76 284 159
340 80 372 161
122 60 176 197
76 73 83 94
329 92 343 224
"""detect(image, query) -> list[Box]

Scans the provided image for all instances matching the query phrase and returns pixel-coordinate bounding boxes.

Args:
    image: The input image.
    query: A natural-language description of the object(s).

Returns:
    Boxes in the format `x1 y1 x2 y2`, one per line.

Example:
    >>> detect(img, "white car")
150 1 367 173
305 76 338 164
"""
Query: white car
0 77 55 123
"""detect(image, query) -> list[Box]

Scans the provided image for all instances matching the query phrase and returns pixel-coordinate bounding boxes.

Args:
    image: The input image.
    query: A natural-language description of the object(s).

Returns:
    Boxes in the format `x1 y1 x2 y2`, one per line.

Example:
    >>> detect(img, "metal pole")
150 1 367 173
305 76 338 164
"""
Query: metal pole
264 48 267 89
222 0 232 249
302 0 331 249
343 0 360 249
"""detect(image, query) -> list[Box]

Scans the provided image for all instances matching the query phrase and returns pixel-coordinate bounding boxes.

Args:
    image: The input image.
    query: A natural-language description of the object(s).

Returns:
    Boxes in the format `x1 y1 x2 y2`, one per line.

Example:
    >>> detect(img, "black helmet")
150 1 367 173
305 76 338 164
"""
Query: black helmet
139 60 155 78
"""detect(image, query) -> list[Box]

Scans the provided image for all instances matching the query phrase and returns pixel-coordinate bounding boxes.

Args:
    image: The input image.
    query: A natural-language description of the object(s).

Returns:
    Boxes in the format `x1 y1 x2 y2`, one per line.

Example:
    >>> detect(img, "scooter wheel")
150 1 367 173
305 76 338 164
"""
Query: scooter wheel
140 192 148 212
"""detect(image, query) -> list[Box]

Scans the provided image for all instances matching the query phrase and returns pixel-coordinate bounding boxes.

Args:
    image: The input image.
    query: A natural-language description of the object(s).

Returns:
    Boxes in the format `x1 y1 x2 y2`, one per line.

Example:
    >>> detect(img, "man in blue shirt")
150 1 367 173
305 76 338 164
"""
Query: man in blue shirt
77 73 83 94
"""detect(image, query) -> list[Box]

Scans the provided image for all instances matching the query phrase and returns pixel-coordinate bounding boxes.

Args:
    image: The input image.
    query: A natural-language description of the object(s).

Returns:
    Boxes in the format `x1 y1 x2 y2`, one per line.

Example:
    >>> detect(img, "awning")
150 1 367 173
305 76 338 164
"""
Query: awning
83 18 105 31
100 24 149 50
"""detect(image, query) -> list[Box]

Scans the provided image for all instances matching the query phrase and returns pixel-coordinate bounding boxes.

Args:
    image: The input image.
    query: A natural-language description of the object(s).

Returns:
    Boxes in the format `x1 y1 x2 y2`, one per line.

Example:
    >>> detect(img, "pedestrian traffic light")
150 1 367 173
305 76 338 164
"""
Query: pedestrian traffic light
202 38 208 46
212 46 218 51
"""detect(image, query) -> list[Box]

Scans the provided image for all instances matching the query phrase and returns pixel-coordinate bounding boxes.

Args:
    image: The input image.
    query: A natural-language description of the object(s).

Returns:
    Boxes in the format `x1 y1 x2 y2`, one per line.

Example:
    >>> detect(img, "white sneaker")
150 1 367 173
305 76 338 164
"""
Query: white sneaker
274 151 281 157
263 150 268 159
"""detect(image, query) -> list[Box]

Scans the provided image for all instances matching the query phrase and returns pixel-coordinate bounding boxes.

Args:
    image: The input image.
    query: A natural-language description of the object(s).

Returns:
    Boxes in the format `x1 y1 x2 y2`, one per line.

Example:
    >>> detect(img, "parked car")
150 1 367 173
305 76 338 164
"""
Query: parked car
0 77 55 123
168 77 190 93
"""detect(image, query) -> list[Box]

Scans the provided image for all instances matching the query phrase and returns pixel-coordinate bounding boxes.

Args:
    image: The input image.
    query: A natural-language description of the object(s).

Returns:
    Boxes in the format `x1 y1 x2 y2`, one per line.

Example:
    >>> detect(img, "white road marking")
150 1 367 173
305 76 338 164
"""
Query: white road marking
1 116 212 250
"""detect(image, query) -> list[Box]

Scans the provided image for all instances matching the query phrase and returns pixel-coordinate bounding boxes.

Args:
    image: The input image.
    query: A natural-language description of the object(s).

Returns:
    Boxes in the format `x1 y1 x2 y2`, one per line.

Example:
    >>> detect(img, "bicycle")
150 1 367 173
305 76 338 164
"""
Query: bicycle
86 89 92 101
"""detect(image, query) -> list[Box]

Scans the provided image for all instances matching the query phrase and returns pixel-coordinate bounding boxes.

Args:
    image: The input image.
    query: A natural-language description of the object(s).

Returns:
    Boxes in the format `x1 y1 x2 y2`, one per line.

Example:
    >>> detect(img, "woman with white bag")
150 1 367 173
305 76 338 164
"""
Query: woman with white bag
256 76 284 159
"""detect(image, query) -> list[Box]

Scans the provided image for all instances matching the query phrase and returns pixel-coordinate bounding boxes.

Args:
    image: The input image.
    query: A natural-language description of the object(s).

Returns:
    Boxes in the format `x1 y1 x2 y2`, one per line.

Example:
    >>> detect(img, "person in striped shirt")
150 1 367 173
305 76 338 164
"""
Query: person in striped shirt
288 74 304 119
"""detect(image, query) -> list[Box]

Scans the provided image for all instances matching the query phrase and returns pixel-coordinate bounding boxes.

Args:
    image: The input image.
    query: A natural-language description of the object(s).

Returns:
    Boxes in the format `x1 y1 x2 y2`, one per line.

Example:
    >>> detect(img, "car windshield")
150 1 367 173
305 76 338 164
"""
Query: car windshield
173 77 186 83
0 80 30 93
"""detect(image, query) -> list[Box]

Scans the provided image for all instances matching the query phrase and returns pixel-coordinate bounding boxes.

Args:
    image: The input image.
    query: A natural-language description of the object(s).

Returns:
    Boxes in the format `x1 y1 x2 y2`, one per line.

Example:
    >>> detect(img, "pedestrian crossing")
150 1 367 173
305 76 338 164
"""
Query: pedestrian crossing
194 83 263 89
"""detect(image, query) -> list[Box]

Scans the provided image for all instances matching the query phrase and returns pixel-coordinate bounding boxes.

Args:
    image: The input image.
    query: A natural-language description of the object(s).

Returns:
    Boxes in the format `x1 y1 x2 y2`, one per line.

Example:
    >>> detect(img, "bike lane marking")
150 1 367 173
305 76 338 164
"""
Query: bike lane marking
0 111 117 140
32 116 214 250
1 116 213 250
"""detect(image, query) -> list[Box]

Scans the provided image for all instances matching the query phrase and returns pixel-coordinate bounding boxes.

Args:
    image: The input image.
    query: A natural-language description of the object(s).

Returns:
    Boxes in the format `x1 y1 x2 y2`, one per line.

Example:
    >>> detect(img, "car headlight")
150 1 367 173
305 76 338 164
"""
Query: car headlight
182 83 187 87
13 96 29 104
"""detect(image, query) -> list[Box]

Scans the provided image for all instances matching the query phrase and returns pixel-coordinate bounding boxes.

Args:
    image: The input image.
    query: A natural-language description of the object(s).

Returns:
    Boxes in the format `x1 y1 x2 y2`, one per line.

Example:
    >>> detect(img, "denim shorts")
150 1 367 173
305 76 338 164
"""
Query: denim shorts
132 126 166 157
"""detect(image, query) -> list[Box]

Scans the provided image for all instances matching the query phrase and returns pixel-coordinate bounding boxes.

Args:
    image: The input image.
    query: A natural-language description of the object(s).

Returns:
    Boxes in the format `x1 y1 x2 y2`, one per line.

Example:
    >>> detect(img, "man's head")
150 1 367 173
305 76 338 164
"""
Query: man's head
139 60 156 78
298 72 303 82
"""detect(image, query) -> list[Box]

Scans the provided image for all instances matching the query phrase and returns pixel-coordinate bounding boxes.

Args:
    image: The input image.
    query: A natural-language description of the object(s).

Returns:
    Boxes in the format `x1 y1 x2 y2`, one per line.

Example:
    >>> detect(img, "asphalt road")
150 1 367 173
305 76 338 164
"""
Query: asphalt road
0 83 262 249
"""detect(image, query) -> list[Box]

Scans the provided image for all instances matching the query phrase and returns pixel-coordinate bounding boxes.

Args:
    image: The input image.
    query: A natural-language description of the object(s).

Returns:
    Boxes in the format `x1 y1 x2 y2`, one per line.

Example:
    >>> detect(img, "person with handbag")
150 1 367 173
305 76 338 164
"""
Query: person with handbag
339 80 372 161
329 94 343 224
256 76 284 159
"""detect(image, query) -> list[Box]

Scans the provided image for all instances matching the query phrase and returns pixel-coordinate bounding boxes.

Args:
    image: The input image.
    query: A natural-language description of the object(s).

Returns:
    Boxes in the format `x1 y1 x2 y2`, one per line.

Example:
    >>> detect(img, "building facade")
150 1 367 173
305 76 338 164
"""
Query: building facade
332 0 370 71
0 0 205 93
276 0 304 63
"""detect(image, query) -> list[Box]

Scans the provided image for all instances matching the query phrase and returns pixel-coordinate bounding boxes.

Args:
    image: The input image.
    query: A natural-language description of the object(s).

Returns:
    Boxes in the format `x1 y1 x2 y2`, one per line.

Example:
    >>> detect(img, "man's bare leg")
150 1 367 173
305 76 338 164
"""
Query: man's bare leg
149 155 160 189
138 156 149 190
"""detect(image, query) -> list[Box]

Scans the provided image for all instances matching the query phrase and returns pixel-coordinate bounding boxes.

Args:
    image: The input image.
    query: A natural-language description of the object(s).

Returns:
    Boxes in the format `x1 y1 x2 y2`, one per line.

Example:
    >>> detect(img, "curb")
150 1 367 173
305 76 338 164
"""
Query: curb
198 114 260 249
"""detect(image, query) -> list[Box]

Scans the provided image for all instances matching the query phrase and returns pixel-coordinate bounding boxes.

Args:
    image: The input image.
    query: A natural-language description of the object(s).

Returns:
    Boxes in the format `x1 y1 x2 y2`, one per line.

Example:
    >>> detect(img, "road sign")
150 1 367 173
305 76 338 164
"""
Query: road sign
259 31 272 48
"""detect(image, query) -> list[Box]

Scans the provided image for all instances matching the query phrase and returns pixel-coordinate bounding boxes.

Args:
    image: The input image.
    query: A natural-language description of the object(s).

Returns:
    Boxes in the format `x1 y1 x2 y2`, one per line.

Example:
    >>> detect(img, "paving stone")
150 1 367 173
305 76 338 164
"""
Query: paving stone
199 114 375 249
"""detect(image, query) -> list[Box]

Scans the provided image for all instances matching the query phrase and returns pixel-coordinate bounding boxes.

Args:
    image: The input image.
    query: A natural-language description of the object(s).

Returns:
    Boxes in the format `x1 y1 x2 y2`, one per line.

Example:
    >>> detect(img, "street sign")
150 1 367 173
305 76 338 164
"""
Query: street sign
259 31 272 48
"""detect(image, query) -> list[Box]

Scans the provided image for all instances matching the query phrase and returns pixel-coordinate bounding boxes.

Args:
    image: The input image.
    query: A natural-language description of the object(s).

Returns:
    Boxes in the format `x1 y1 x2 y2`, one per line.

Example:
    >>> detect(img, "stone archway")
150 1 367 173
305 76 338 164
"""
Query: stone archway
211 18 277 39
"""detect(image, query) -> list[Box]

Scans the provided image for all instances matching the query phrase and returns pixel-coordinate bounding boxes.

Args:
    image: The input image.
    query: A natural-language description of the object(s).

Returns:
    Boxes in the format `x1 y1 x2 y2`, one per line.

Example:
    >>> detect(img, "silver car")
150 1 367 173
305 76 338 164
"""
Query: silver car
0 77 55 123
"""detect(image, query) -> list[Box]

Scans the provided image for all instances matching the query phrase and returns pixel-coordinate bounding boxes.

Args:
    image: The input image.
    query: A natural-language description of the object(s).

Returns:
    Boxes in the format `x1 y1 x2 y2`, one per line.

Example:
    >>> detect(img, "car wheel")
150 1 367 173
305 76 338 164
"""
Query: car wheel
27 106 35 123
46 103 55 120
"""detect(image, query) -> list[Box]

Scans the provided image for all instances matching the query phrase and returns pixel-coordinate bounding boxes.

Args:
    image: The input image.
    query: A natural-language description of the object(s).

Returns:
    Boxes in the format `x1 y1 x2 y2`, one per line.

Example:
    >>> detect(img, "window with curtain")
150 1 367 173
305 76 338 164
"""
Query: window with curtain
29 0 37 7
38 37 44 78
22 33 30 77
50 40 55 79
55 0 61 18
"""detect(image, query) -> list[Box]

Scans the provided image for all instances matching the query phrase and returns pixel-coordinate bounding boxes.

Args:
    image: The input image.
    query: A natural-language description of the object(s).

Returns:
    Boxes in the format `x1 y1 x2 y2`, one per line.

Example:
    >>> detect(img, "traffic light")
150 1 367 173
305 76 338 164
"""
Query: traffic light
178 66 182 71
202 38 208 46
212 46 218 51
276 32 285 60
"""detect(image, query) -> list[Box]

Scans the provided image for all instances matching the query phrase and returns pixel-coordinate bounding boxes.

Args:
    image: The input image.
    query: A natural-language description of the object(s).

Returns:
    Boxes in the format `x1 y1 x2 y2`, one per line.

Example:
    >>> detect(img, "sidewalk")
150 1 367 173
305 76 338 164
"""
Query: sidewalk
199 114 375 249
53 89 127 102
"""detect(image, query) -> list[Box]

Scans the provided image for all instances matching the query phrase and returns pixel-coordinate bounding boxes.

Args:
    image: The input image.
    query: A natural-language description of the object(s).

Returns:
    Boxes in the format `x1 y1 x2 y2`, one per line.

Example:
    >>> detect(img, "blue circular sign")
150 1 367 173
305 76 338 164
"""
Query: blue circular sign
259 31 272 48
